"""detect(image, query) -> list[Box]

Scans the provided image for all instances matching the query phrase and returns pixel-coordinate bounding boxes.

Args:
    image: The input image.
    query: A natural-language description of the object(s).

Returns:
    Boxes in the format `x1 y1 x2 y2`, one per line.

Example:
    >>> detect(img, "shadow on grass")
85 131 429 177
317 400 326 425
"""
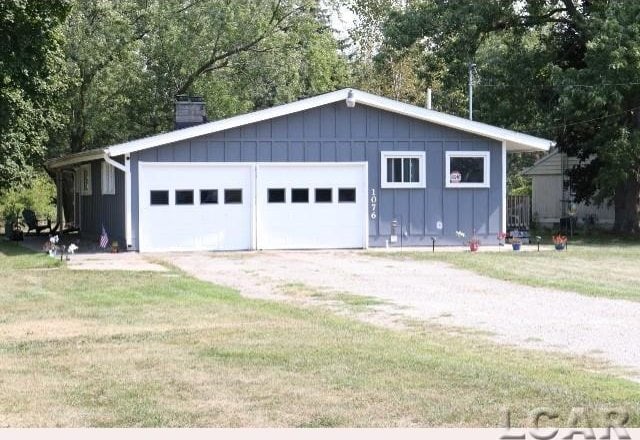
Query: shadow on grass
0 240 38 257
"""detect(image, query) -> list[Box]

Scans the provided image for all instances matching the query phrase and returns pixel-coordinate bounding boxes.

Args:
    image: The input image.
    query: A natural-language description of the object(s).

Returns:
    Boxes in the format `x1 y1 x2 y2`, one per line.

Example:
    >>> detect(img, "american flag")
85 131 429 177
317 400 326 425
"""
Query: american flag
99 225 109 249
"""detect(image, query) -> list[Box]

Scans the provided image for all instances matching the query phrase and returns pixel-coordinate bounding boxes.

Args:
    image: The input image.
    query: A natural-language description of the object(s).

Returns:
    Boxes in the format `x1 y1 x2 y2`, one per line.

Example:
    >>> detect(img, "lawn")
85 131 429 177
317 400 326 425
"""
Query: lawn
1 241 639 427
378 243 640 302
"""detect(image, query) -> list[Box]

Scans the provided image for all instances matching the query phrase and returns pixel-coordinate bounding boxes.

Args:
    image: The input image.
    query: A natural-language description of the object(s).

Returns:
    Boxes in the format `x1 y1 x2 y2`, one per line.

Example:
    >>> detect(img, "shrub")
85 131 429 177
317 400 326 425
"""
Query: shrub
0 173 56 225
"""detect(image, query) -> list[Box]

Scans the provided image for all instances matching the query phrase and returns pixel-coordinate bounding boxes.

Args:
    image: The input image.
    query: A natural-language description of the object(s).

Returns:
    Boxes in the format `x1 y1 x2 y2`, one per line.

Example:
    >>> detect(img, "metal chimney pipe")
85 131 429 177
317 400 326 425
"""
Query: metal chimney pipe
426 88 432 110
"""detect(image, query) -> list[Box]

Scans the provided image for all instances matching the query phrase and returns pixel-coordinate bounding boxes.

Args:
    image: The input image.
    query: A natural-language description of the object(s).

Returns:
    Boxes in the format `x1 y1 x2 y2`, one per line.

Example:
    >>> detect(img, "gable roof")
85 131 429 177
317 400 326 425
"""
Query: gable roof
522 149 584 176
48 88 553 169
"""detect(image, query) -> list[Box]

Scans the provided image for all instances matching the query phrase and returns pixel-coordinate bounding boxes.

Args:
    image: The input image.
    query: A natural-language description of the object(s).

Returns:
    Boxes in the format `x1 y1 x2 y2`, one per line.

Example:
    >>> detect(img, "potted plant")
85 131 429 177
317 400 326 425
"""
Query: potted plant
511 237 522 251
456 230 480 252
497 232 507 251
552 233 567 250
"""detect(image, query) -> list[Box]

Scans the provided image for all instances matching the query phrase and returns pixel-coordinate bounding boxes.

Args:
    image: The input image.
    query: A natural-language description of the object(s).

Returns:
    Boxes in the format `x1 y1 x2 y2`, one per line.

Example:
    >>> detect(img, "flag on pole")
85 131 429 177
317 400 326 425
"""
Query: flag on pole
99 225 109 249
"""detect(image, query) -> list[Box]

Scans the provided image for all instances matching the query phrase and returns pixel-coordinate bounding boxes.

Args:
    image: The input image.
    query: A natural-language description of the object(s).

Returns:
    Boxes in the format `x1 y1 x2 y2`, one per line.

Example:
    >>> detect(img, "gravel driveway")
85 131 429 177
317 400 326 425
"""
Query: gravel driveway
158 250 640 379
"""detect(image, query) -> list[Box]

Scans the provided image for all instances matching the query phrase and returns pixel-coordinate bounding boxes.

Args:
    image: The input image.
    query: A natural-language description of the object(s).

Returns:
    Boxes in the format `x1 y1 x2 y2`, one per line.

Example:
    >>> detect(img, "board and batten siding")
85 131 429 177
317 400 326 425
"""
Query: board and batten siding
130 102 503 248
78 159 126 246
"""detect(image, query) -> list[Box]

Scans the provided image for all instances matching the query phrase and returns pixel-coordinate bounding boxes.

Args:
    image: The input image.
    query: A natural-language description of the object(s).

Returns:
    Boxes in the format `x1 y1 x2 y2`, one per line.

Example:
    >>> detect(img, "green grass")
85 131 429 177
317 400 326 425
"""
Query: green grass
1 241 639 427
376 243 640 302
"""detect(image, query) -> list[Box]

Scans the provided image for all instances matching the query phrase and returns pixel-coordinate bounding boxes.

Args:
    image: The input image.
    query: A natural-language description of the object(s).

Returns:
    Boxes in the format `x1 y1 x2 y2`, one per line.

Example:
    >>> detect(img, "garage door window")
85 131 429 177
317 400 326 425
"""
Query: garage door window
268 188 285 203
200 189 218 204
338 188 356 203
175 190 194 205
150 190 169 205
224 189 243 204
315 188 332 203
291 188 309 203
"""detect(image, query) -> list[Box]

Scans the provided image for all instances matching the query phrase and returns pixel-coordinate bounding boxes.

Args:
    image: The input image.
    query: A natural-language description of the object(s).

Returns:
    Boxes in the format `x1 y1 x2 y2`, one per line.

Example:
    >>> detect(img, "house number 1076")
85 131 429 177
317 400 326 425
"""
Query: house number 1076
370 188 377 219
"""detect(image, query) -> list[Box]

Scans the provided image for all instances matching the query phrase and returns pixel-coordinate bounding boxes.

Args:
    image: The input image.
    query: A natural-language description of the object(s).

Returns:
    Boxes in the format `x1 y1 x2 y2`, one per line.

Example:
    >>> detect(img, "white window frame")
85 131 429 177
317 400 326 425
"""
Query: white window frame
101 161 116 195
445 151 491 189
380 151 426 189
79 164 92 195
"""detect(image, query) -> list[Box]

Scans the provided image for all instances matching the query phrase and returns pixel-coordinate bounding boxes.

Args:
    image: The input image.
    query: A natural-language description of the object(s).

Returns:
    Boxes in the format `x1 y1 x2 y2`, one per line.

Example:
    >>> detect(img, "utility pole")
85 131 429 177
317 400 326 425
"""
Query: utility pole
468 62 476 120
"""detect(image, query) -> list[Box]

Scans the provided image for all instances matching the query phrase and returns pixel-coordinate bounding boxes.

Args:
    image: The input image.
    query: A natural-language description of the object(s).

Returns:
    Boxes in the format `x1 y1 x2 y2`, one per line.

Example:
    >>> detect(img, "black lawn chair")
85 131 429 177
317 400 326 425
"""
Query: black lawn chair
22 209 51 235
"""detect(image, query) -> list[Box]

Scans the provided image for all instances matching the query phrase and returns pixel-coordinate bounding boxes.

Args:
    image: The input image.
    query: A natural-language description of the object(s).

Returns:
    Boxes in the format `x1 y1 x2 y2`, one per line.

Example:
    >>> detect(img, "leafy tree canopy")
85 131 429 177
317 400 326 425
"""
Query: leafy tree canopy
377 0 640 233
0 0 70 192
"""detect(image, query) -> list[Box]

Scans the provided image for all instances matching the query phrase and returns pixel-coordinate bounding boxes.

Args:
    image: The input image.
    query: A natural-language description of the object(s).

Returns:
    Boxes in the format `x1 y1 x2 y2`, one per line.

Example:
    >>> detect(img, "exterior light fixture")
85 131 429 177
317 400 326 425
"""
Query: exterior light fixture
346 90 356 108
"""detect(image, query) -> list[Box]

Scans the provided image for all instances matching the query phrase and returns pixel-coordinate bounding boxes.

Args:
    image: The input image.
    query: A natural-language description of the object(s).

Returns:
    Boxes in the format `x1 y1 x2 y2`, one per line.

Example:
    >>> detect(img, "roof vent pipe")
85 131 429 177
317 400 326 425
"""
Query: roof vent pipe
346 90 356 108
426 88 432 110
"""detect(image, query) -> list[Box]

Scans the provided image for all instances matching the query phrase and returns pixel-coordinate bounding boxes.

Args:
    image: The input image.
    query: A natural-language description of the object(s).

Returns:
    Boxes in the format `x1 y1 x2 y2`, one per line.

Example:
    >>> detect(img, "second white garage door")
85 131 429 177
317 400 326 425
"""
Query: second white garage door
256 163 368 249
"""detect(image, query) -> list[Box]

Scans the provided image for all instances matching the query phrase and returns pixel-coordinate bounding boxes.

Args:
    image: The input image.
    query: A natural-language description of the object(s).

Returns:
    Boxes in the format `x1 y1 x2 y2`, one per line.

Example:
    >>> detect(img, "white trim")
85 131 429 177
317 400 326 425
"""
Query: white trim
501 142 507 233
101 89 552 158
101 161 116 195
124 155 132 249
103 154 126 172
445 151 491 189
363 161 369 249
380 151 426 189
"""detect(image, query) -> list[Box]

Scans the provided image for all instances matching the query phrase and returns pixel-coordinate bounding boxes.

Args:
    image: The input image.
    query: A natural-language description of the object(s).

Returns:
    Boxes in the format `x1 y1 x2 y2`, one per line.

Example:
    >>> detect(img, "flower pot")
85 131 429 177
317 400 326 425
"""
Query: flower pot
554 243 566 251
469 242 479 252
512 243 521 251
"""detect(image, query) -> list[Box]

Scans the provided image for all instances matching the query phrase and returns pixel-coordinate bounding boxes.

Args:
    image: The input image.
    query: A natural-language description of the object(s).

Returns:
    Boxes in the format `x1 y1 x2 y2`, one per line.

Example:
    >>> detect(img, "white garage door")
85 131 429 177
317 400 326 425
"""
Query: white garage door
138 163 253 252
256 163 367 249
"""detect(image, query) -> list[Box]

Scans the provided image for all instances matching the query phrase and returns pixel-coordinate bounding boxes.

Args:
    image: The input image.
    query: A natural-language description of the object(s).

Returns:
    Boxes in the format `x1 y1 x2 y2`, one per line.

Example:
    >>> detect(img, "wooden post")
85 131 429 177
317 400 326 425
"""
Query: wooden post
56 171 63 235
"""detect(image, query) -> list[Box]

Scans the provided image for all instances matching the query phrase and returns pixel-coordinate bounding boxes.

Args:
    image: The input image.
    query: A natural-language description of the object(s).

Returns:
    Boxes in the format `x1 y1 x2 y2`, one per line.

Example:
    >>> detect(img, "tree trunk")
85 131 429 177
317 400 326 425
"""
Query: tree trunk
613 179 640 234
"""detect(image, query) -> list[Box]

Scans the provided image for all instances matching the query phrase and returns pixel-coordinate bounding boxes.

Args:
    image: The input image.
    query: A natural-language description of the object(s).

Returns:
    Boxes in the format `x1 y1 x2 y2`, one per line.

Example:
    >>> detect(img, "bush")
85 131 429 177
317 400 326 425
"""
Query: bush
0 173 56 225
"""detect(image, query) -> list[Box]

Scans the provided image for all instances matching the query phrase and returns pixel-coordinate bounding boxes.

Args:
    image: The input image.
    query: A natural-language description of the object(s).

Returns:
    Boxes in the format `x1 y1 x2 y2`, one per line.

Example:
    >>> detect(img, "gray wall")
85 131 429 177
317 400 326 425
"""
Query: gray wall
78 159 126 246
131 102 503 248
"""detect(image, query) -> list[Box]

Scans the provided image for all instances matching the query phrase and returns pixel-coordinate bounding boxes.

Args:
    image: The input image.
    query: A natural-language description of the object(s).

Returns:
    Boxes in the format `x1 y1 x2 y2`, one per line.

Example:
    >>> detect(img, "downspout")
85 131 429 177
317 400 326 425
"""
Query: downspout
103 151 132 250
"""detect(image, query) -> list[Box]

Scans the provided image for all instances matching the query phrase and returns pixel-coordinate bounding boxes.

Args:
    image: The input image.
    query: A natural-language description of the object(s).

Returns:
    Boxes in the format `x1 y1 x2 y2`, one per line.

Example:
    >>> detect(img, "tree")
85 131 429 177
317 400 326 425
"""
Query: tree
0 0 70 192
379 0 640 233
555 2 640 233
58 0 350 152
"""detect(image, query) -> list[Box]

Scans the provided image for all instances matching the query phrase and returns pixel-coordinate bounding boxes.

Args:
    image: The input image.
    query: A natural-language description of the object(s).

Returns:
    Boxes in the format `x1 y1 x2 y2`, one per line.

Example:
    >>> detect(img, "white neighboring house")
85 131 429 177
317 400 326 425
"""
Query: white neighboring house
523 150 614 228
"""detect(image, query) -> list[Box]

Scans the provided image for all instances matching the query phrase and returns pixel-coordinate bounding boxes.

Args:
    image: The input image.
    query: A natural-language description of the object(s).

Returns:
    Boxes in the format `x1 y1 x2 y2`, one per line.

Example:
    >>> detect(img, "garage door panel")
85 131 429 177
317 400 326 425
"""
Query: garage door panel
257 164 367 250
139 163 252 252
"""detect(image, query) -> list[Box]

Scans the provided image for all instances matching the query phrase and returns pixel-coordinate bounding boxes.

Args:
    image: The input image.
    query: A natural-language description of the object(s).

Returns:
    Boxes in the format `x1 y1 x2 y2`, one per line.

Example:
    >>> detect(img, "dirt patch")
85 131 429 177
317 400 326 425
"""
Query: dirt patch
66 252 167 272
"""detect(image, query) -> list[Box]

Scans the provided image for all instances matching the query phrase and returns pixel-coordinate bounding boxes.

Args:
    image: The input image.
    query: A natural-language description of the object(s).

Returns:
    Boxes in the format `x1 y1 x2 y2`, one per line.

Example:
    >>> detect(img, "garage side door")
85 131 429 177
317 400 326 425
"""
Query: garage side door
256 163 367 249
138 163 253 252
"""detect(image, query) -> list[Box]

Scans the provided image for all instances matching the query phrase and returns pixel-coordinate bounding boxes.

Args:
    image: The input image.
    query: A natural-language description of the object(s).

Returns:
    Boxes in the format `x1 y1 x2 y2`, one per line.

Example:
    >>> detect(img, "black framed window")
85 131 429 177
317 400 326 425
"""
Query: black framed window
268 188 286 203
175 190 194 205
338 188 356 203
291 188 309 203
315 188 332 203
224 189 243 204
200 189 218 204
150 190 169 205
449 157 485 183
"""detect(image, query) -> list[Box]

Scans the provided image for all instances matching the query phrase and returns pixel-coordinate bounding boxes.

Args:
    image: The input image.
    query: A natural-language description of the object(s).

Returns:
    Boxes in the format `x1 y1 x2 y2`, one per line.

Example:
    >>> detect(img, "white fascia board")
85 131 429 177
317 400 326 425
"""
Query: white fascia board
102 88 553 157
105 89 349 157
352 90 553 152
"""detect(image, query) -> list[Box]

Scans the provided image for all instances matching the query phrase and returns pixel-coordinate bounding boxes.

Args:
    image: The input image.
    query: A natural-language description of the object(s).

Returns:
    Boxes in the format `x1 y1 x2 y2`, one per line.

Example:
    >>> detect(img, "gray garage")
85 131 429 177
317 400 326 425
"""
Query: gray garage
47 88 551 251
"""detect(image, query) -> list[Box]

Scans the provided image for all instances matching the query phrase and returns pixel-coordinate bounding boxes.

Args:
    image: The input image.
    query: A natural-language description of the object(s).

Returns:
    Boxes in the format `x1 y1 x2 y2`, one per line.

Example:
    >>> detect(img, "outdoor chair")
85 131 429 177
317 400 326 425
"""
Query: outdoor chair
22 209 51 235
